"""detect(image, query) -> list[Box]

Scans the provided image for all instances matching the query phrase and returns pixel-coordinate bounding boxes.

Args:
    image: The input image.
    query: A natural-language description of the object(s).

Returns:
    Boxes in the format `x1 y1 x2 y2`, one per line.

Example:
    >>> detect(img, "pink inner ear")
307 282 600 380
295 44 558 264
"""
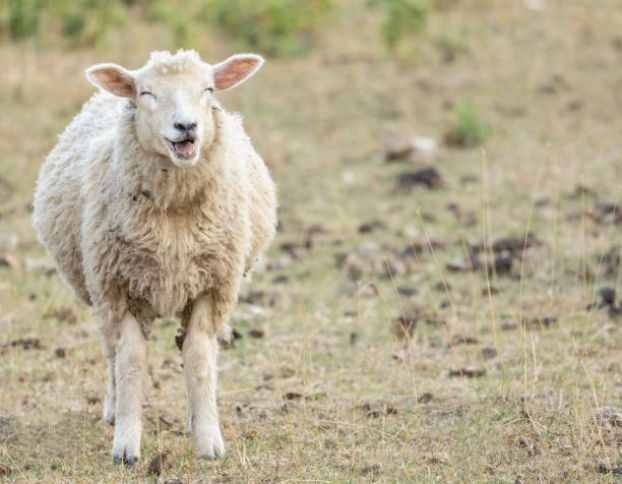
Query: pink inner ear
94 68 134 97
214 58 258 91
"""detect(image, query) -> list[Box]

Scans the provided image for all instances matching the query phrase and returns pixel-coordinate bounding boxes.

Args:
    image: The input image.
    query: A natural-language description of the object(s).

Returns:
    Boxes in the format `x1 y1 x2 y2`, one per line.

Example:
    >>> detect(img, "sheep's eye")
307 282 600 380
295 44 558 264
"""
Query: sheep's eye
203 87 214 94
140 90 155 99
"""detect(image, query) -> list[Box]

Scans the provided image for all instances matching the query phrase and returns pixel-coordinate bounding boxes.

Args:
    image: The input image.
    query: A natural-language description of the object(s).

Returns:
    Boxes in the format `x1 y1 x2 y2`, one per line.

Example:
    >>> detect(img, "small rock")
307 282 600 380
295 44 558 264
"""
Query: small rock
411 136 439 161
358 401 398 418
360 463 383 477
284 391 303 400
521 316 557 330
0 254 19 269
248 328 264 339
393 313 418 338
162 478 183 484
472 233 542 254
595 406 622 428
279 242 300 259
425 451 449 465
585 461 622 476
54 347 66 358
358 219 387 234
598 464 622 475
417 392 434 404
599 287 616 306
384 131 414 161
43 306 78 325
397 286 416 297
492 253 513 274
449 367 486 378
358 282 379 298
239 290 281 307
450 335 479 346
395 167 443 191
481 347 498 360
148 451 173 476
3 338 43 350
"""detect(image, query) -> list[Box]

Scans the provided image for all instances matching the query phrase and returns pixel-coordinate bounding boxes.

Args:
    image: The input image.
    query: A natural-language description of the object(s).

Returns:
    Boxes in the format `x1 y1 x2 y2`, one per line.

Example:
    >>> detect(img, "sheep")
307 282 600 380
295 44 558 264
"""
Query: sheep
32 49 277 464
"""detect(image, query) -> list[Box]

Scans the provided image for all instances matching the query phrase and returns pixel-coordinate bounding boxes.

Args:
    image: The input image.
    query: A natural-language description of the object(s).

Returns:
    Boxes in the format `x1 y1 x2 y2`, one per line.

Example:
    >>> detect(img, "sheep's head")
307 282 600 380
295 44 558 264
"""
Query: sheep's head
85 50 264 167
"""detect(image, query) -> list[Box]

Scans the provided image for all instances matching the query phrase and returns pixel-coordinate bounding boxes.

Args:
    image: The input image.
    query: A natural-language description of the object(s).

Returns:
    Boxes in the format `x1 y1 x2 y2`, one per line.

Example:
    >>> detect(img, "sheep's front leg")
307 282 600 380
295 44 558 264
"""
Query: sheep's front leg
183 296 224 459
112 313 147 466
103 351 116 425
99 321 118 425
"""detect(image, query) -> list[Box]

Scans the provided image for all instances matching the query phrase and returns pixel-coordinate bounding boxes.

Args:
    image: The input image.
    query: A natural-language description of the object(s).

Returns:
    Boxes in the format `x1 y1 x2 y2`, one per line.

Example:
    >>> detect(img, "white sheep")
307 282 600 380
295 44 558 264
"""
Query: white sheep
32 49 277 464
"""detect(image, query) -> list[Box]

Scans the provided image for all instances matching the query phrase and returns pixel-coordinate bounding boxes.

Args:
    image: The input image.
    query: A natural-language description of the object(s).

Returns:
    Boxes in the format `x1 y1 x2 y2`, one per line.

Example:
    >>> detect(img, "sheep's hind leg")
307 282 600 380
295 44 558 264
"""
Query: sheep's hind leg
182 296 225 459
112 312 147 466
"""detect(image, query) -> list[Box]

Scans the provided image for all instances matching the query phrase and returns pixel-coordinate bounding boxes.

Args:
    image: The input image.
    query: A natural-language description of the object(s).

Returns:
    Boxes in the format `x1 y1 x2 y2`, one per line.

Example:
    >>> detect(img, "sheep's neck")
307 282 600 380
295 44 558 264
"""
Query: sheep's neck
114 112 225 213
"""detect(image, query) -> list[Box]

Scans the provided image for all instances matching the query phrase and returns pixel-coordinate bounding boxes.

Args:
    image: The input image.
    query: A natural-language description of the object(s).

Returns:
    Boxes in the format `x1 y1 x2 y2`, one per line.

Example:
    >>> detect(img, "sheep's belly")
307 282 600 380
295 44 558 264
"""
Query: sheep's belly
120 251 215 319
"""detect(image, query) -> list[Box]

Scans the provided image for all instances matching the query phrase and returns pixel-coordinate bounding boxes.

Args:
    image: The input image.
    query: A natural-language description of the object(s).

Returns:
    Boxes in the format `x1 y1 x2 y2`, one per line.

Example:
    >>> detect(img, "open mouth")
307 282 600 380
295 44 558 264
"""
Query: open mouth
165 138 198 160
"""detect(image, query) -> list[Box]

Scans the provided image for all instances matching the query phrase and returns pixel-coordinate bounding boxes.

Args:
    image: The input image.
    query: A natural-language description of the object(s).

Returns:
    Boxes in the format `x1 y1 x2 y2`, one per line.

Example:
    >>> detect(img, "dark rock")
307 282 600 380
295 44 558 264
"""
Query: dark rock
597 463 622 475
43 306 78 325
3 338 43 351
360 463 383 477
54 347 66 358
279 242 300 259
450 335 479 346
240 290 282 307
148 451 173 476
493 253 513 274
520 316 557 330
349 332 358 345
481 347 498 360
434 281 451 292
248 328 265 339
472 232 541 254
482 286 499 296
395 167 443 191
358 219 387 234
400 239 446 258
448 367 486 378
599 287 616 306
397 286 416 296
393 313 418 338
358 401 398 418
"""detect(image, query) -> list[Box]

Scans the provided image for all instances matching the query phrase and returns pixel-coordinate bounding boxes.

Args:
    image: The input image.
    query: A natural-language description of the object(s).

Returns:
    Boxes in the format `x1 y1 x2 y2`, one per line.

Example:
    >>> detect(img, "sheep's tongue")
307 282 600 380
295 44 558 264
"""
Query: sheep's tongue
174 140 195 155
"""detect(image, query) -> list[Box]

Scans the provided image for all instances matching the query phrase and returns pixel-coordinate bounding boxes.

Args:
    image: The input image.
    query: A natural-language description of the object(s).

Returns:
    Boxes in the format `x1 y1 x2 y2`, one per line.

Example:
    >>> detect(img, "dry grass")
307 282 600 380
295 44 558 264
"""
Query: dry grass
1 0 622 481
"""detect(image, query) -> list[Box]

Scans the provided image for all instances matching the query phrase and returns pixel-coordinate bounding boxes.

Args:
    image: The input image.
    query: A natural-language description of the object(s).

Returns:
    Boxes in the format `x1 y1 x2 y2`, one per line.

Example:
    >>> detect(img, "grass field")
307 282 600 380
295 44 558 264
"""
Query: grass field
1 1 622 481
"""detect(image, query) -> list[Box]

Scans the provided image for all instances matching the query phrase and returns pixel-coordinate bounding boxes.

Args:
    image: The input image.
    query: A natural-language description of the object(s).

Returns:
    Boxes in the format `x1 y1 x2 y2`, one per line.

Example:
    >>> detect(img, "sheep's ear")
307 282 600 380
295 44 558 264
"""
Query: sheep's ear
85 63 136 98
213 54 264 91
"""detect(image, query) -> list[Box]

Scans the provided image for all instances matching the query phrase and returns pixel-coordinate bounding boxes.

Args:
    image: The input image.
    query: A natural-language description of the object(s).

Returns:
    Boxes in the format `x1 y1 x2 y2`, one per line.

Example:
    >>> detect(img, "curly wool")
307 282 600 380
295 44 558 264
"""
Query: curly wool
33 87 277 338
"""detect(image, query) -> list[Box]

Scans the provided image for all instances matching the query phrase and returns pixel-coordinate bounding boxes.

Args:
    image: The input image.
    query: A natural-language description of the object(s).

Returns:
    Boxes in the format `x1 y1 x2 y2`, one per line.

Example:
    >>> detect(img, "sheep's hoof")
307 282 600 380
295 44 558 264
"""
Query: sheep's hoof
196 427 225 460
113 451 138 467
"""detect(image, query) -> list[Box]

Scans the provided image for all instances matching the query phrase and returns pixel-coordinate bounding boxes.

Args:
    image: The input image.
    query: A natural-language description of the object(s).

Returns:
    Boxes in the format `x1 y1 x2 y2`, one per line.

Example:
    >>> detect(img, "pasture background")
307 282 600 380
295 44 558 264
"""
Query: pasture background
1 0 622 481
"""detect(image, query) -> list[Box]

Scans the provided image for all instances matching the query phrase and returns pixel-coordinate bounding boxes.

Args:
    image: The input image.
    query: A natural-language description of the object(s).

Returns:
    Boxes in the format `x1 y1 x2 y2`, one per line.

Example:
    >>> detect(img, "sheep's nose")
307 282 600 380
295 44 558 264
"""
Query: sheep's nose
174 121 197 132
